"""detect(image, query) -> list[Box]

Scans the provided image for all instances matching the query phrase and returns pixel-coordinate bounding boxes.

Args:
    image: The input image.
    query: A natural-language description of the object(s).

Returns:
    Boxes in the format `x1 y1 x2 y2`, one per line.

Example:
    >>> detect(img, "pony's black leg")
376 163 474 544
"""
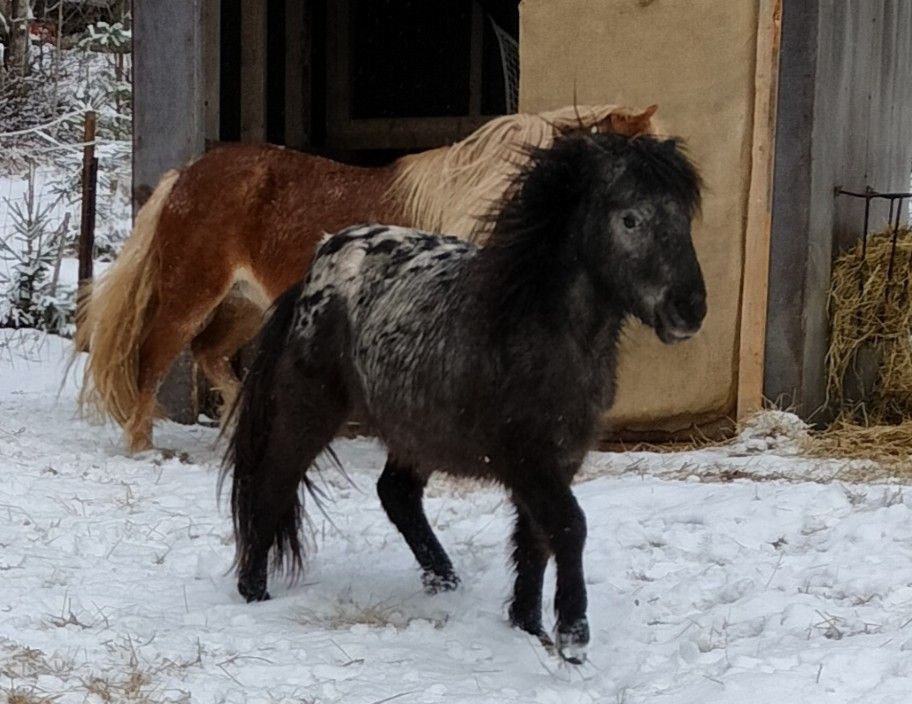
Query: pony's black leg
237 417 334 602
376 459 459 593
512 476 589 664
508 503 553 648
236 357 349 603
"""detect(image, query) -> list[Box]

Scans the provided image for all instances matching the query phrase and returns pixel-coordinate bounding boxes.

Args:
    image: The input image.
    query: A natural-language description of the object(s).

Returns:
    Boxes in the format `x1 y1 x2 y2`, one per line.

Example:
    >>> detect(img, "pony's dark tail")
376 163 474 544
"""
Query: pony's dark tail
220 280 308 578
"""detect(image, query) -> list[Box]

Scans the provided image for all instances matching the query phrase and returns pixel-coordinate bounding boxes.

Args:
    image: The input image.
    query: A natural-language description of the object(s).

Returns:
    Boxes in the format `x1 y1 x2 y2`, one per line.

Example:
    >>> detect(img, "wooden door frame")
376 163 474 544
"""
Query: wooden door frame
735 0 782 419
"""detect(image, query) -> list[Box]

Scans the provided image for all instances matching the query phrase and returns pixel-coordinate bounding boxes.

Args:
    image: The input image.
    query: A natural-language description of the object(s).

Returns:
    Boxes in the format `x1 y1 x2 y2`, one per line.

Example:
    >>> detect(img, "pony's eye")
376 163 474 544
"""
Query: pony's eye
623 215 637 229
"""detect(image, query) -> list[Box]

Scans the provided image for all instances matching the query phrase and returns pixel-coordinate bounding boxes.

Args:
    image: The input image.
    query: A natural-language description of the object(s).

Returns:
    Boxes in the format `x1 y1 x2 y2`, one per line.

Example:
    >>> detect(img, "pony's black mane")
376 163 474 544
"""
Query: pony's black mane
476 133 701 329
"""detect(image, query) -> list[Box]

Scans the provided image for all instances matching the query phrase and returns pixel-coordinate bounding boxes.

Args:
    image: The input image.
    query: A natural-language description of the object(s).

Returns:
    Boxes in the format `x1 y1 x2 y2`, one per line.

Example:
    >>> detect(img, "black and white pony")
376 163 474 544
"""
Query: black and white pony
221 132 706 664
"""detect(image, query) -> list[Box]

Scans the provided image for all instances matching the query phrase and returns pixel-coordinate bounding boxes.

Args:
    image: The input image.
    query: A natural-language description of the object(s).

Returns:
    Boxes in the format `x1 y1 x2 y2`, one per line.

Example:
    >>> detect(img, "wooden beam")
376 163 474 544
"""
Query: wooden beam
326 0 351 133
468 0 484 116
8 0 28 76
240 0 267 141
736 0 782 419
133 0 207 424
203 0 220 144
78 111 97 285
285 0 309 148
133 0 206 207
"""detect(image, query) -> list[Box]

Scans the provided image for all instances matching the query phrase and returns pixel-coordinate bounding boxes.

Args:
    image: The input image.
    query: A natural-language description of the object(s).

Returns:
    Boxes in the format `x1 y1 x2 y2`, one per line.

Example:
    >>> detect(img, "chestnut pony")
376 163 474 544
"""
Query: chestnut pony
77 104 658 452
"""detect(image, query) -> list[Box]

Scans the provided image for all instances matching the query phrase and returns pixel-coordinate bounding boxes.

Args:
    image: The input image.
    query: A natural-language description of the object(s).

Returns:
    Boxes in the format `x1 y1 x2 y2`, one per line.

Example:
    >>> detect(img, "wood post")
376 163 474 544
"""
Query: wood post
468 0 484 116
7 0 29 77
284 0 309 148
736 0 782 419
133 0 206 213
133 0 208 424
203 0 221 144
78 110 98 285
240 1 267 141
75 110 98 344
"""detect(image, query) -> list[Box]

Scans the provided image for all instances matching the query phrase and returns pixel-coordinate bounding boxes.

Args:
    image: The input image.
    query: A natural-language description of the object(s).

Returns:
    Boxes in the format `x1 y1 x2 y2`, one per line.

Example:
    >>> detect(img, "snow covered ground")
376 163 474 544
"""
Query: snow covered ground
3 331 912 703
0 146 127 335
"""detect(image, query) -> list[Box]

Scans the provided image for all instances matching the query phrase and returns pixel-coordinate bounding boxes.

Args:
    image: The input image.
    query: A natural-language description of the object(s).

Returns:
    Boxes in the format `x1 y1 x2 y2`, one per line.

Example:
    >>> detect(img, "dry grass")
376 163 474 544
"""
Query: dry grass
0 642 69 704
0 643 73 682
827 227 912 423
294 594 449 632
82 670 152 702
0 638 195 704
596 412 798 458
2 686 60 704
805 226 912 471
801 418 912 477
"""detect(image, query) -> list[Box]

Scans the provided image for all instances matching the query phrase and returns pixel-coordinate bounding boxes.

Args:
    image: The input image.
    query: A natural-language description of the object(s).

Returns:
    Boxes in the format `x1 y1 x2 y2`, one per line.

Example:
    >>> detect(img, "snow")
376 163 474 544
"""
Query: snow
3 331 912 703
1 42 133 333
0 171 114 282
0 150 125 336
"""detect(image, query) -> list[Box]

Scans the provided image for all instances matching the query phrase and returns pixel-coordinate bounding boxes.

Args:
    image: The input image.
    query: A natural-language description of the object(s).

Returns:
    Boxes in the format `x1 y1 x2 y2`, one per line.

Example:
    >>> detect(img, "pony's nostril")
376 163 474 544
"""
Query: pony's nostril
667 292 706 329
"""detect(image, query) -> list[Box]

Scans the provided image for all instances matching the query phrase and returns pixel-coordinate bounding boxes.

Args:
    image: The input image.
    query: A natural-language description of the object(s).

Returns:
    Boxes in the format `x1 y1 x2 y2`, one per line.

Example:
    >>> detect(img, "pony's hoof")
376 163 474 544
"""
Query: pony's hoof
556 619 590 665
238 577 270 603
422 570 460 594
126 434 153 455
509 611 555 652
241 588 271 603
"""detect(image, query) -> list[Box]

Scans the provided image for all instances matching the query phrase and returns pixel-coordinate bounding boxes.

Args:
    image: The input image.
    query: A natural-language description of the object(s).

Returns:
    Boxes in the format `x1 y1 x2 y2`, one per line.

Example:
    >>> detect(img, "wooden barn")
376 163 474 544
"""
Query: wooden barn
132 0 912 436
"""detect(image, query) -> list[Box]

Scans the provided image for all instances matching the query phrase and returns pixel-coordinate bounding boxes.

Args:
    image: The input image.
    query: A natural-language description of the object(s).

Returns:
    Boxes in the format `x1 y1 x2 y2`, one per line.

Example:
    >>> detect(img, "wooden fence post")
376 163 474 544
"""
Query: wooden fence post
78 110 97 283
76 110 98 342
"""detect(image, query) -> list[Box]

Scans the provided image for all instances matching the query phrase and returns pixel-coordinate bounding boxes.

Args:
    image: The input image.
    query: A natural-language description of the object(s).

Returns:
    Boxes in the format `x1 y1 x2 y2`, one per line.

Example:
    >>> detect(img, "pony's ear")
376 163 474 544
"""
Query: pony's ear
641 104 659 120
609 104 659 137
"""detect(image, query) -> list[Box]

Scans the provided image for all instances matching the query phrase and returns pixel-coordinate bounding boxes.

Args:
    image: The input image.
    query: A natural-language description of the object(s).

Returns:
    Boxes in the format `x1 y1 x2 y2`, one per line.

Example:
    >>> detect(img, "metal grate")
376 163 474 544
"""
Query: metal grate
836 186 912 296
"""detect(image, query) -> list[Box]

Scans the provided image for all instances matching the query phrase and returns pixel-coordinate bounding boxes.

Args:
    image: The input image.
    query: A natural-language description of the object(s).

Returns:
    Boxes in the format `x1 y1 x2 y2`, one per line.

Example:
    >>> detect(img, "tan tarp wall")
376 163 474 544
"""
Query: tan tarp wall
520 0 760 433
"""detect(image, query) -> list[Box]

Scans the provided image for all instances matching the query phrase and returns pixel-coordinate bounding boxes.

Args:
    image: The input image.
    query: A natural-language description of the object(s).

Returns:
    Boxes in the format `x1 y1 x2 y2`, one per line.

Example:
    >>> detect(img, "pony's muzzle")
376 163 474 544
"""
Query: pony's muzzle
654 289 706 343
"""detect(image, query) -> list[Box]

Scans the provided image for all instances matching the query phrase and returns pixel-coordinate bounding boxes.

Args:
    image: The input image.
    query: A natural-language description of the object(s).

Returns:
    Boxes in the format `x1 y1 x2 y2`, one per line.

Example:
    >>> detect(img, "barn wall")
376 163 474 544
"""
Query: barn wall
133 0 206 209
764 0 912 417
519 0 762 432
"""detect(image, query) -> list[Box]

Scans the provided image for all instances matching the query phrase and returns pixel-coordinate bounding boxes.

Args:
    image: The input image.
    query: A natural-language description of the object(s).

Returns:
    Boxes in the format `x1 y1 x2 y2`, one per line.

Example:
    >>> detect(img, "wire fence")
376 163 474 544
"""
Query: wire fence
835 185 912 294
0 39 132 336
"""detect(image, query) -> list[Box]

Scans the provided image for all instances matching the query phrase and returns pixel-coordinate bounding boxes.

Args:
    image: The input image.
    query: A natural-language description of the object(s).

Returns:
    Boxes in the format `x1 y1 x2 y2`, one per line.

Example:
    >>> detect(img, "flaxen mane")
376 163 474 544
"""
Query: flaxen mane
389 104 658 241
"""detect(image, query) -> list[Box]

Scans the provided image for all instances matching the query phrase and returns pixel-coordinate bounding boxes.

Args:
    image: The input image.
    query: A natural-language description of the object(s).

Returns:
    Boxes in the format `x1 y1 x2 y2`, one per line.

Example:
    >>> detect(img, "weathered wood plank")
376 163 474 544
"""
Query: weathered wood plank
240 0 267 141
468 0 484 116
325 0 351 134
133 0 207 424
284 0 309 148
203 0 221 144
133 0 206 209
736 0 782 419
764 0 912 417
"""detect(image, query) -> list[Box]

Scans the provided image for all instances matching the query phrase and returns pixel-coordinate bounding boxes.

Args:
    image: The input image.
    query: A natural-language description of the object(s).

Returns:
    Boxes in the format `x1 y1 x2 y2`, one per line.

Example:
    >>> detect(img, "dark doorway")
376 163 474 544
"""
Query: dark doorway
216 0 520 162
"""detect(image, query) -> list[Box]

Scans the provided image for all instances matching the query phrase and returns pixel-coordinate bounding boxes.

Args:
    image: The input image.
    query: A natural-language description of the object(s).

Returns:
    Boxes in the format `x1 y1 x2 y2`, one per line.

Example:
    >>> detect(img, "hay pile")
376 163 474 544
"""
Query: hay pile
803 417 912 477
827 227 912 422
812 226 912 469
